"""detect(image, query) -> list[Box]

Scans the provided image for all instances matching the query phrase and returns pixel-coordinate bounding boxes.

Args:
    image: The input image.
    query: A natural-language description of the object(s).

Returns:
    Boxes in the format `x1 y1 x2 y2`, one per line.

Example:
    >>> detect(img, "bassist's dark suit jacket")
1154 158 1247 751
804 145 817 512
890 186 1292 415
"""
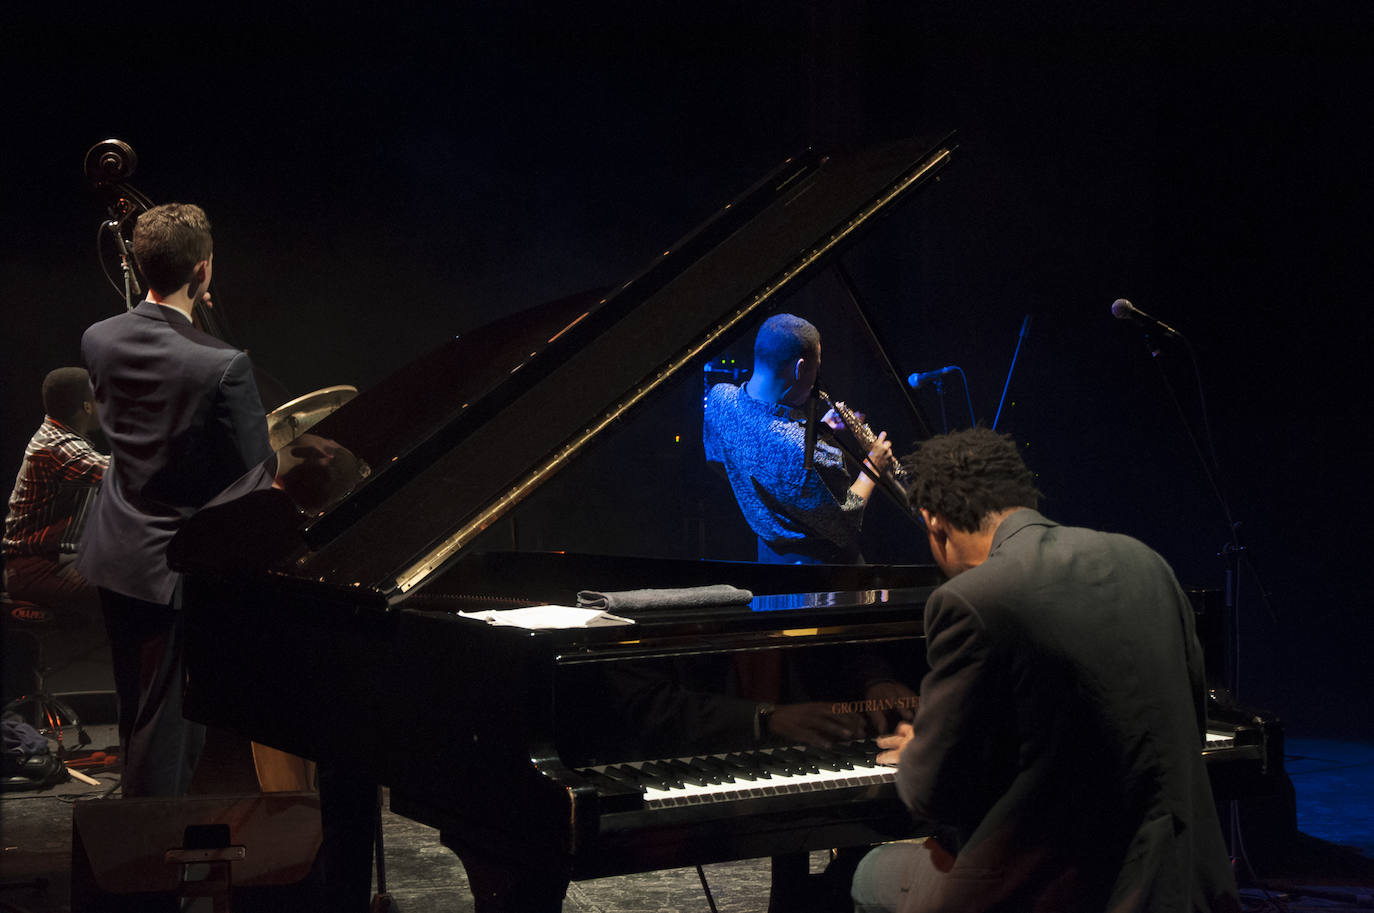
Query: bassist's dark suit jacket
78 300 270 603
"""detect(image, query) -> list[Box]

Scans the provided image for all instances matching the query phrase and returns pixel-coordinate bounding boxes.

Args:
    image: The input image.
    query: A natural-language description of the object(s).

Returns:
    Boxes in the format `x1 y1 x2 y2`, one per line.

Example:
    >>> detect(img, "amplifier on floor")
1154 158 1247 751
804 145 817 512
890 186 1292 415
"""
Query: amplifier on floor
70 792 322 912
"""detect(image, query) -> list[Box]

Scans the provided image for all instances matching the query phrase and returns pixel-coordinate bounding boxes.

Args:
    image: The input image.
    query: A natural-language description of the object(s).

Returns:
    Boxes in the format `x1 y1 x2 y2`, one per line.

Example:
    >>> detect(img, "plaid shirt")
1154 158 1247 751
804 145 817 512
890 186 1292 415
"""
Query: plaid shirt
3 417 108 557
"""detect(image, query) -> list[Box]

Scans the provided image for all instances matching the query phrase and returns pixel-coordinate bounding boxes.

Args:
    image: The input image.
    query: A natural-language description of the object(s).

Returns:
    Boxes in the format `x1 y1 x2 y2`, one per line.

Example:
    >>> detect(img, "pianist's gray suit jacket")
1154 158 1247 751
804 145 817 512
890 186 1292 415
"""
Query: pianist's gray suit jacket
895 509 1238 913
78 301 271 605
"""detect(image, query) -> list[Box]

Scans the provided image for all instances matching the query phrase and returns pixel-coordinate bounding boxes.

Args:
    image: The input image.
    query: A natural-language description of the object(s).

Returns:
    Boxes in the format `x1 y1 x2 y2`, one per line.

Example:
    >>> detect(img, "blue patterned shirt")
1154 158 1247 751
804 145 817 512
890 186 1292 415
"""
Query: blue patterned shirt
703 383 865 553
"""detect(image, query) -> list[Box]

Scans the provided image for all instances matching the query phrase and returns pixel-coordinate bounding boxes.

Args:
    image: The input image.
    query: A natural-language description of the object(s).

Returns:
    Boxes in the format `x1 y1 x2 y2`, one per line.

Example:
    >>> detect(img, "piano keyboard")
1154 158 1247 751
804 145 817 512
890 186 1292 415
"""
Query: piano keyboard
579 742 896 809
580 730 1254 812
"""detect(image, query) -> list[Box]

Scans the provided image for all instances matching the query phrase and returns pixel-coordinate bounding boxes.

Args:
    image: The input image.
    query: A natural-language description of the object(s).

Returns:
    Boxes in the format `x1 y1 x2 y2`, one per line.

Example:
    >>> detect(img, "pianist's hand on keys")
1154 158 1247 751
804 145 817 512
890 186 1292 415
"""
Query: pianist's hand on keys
875 721 915 766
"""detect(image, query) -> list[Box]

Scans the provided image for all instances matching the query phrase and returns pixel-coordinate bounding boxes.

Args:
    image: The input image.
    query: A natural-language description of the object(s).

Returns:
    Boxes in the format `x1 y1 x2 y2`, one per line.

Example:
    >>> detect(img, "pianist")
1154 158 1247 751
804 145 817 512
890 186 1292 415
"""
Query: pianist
851 428 1239 913
704 313 894 564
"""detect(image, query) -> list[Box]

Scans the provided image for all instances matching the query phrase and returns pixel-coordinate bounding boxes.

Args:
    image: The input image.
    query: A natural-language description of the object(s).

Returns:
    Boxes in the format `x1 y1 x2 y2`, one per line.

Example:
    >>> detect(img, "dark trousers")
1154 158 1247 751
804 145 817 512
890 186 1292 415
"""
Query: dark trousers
4 553 102 618
317 765 378 912
99 587 205 797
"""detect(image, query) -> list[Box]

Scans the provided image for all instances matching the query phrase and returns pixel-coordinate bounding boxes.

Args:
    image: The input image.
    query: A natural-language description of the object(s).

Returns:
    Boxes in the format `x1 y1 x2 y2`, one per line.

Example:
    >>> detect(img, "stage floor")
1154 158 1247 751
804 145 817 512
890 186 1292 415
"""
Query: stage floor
1 721 1371 913
3 638 1372 912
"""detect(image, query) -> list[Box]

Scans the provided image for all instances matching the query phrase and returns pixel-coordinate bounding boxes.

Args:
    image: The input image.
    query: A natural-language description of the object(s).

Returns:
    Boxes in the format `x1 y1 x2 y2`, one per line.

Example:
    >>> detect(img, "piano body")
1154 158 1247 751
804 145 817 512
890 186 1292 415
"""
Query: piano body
170 134 1284 911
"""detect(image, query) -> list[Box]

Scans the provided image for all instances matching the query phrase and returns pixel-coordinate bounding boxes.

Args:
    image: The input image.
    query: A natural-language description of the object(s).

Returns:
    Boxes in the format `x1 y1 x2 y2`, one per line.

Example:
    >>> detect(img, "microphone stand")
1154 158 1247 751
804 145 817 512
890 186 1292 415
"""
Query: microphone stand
802 378 820 471
1133 324 1279 883
106 218 140 312
931 378 949 434
1138 330 1260 697
922 369 977 432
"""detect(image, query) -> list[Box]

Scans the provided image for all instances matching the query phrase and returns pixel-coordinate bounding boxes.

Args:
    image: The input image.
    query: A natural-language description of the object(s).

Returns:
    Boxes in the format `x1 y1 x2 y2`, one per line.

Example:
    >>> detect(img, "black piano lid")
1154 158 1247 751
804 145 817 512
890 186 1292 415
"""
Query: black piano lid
171 133 956 604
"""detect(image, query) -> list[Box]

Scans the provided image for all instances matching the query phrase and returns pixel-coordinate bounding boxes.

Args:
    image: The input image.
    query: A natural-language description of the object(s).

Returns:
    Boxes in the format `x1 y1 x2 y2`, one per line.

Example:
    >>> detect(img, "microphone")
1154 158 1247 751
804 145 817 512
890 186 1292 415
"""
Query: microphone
907 366 959 389
1111 298 1182 338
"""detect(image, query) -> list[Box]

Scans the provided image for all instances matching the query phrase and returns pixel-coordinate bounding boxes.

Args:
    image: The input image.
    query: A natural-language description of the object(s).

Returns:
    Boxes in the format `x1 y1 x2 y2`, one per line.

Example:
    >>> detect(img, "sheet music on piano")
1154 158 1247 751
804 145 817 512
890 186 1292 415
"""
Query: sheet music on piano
457 605 635 628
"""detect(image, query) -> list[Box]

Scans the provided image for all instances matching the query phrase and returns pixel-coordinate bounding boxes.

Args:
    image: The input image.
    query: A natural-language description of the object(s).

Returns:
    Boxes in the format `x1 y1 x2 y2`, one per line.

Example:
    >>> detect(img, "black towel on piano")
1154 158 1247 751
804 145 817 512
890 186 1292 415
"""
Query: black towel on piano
577 584 753 611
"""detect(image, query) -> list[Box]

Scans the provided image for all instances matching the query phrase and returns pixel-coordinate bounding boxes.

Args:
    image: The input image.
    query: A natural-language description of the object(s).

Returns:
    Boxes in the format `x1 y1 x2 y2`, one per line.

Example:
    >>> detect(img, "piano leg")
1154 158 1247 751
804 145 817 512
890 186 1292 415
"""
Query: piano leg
318 765 380 913
440 831 569 913
769 852 811 912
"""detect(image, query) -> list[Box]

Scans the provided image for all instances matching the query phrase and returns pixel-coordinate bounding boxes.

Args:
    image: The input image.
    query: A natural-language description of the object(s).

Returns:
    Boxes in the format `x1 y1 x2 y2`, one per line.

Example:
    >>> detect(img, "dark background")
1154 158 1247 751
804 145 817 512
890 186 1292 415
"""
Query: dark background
2 2 1369 736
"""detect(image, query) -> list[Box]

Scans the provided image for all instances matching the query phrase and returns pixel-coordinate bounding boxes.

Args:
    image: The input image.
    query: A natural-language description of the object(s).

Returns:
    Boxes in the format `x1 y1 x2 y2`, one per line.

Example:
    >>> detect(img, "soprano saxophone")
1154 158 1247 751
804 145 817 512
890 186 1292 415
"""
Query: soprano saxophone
817 390 910 491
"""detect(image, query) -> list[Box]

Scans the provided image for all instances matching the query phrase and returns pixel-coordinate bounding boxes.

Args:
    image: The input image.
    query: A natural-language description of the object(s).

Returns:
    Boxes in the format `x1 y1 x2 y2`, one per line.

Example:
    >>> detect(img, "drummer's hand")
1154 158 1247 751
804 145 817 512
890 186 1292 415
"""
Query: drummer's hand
201 291 214 309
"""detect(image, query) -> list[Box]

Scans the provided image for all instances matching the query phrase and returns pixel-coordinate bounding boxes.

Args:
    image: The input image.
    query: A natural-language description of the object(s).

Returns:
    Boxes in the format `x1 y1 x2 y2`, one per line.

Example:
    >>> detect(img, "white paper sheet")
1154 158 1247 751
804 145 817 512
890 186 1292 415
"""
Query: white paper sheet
456 605 635 629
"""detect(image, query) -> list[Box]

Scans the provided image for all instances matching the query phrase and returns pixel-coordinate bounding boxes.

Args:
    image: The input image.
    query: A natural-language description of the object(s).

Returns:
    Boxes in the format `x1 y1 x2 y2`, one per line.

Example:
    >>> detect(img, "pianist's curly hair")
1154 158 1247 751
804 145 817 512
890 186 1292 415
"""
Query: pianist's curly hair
902 428 1041 533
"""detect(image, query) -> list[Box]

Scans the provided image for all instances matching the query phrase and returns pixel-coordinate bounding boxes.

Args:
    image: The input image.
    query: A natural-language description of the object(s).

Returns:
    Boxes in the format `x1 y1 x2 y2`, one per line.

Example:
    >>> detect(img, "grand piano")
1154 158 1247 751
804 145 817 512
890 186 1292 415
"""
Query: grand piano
170 134 1283 911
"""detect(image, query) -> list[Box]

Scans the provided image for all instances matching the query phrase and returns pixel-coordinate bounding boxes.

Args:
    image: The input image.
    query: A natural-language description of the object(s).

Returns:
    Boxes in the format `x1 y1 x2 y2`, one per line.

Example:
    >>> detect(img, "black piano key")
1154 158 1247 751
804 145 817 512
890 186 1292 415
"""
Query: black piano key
774 748 821 774
833 740 866 760
665 758 712 787
761 752 804 777
578 768 646 811
835 739 880 767
596 767 647 794
799 746 849 771
707 755 757 780
686 758 730 784
611 764 656 789
640 761 685 789
727 752 773 779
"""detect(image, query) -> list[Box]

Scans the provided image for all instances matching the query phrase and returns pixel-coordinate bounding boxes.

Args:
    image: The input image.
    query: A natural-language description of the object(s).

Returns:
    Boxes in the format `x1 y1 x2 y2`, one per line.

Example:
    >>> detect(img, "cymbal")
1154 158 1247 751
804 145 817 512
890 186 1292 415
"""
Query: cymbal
266 385 358 451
